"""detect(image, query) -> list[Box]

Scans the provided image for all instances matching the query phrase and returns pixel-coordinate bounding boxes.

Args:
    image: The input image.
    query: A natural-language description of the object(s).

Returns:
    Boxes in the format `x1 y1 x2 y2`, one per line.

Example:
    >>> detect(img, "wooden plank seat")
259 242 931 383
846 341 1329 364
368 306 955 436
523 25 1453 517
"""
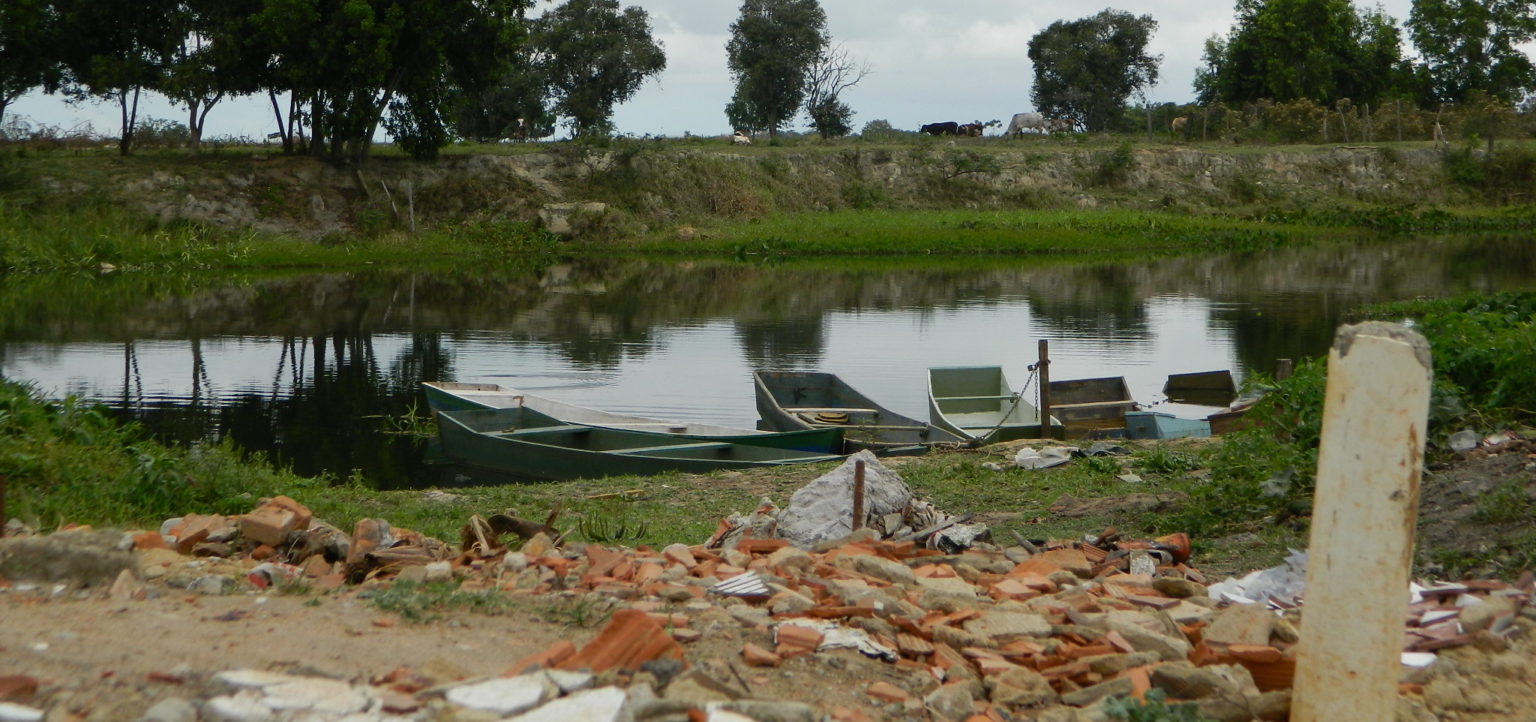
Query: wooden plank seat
494 425 592 437
935 395 1018 402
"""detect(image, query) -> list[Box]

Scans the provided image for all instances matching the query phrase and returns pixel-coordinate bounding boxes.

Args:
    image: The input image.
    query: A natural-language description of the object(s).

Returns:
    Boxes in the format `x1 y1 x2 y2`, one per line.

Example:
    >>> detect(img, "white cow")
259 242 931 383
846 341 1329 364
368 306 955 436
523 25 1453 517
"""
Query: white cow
732 129 751 145
1003 112 1045 137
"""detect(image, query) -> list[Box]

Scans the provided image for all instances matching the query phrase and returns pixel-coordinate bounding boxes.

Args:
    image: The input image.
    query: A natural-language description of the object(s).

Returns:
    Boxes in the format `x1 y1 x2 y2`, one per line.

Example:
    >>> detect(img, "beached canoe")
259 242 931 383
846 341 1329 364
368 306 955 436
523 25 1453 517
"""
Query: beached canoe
928 366 1064 443
753 370 966 454
421 381 844 453
434 406 844 481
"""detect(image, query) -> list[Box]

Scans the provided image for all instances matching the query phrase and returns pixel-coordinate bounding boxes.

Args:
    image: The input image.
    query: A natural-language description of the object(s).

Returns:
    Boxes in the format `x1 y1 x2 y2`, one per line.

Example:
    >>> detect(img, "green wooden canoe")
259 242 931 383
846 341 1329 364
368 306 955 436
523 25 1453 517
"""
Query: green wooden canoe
435 406 844 481
421 381 844 453
927 365 1064 444
752 370 967 454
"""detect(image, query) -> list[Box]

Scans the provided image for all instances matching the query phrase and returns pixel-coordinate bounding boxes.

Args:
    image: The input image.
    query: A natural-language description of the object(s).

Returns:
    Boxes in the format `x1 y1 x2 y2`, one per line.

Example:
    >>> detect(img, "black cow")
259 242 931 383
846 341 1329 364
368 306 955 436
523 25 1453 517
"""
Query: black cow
920 121 960 136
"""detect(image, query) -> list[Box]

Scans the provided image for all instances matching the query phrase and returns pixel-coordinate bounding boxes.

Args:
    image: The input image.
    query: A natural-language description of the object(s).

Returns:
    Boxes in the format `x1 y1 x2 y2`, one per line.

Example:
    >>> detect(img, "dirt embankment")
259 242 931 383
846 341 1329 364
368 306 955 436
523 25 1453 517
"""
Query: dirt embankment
35 144 1450 239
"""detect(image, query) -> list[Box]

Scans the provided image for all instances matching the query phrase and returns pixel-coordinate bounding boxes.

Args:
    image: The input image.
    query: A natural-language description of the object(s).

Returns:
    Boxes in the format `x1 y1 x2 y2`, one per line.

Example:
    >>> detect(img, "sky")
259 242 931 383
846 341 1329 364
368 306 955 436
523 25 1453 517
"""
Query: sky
7 0 1423 141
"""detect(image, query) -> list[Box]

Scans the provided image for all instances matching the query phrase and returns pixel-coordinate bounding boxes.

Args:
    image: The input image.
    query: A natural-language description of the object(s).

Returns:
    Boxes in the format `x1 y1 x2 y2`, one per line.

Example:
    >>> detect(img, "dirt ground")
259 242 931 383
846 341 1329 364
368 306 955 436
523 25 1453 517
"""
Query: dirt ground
2 438 1534 721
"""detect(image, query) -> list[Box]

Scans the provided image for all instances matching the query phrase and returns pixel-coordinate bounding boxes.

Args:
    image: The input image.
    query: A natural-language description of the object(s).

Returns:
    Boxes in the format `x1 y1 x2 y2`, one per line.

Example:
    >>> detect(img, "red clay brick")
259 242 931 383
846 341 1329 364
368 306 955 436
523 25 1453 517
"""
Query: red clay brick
558 610 684 673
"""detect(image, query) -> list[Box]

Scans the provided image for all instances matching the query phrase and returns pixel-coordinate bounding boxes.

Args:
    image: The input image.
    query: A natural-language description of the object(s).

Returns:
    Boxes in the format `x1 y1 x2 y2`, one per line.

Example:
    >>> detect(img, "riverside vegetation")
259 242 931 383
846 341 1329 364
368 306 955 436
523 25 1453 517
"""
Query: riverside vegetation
2 133 1535 578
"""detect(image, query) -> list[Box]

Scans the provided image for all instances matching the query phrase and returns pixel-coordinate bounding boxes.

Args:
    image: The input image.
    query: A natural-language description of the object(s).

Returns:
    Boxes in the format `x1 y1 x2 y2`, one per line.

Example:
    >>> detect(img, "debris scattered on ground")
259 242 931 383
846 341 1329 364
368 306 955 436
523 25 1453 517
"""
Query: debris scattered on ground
3 453 1535 721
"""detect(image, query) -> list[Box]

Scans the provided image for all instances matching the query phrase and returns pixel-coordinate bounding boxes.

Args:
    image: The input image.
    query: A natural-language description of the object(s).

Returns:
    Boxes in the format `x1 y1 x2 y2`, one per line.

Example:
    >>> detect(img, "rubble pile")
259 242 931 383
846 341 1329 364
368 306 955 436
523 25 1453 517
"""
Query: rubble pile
1 454 1533 721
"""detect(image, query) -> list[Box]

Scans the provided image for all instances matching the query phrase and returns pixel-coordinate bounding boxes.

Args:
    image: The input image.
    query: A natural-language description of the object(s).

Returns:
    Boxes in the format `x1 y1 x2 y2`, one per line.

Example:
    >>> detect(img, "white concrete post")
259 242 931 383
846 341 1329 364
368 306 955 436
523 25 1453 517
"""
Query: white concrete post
1293 322 1432 722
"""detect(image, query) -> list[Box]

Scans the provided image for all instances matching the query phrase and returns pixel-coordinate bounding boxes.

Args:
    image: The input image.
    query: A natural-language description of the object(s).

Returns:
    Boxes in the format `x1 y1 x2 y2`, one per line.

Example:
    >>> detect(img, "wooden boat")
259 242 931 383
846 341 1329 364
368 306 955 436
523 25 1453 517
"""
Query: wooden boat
421 381 843 453
752 370 966 454
1047 376 1137 424
1124 411 1212 440
434 406 844 481
1162 370 1238 407
927 366 1064 443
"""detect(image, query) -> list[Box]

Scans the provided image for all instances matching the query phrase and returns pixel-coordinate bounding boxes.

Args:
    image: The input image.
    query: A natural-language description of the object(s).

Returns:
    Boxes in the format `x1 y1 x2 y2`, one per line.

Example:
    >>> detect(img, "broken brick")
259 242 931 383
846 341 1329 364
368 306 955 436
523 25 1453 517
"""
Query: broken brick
742 642 782 667
558 610 684 673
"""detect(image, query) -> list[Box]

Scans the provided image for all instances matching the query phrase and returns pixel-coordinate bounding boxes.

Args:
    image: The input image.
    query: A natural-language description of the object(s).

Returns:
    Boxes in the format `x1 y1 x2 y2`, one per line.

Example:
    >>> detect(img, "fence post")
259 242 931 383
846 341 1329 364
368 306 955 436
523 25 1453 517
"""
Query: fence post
1291 322 1431 722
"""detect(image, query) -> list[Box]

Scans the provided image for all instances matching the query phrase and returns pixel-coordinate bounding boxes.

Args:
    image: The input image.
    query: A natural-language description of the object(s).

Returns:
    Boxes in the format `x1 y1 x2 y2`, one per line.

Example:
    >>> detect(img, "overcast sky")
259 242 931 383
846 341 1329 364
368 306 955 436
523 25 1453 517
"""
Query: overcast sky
8 0 1422 140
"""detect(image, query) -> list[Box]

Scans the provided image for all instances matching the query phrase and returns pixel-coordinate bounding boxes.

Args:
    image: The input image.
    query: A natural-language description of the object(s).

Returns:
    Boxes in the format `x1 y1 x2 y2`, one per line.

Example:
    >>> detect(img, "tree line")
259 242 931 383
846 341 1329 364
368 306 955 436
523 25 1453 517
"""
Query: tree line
2 0 1531 159
0 0 668 160
1030 0 1535 134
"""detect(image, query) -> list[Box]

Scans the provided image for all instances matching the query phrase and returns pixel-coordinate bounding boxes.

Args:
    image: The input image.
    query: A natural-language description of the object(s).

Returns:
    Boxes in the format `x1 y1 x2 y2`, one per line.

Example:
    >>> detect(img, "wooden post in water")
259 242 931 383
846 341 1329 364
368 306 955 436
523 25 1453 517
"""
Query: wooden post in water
1292 322 1431 722
1036 340 1052 436
1276 358 1294 382
851 460 866 532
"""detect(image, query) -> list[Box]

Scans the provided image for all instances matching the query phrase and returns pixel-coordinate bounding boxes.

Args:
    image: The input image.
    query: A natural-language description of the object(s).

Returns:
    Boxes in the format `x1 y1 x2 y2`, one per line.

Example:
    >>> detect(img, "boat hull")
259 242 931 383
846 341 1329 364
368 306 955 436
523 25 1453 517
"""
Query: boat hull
753 370 965 454
436 407 842 481
1124 411 1212 440
421 381 843 453
1047 376 1137 424
928 366 1063 444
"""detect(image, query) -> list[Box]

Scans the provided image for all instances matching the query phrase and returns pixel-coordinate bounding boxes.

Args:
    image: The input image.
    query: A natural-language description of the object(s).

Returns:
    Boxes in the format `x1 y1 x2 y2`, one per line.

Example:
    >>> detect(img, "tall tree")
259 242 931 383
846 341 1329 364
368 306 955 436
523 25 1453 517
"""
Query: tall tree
1196 0 1413 106
159 0 265 152
1027 10 1160 133
1408 0 1536 103
724 0 828 138
533 0 665 138
0 0 60 127
250 0 529 162
802 43 868 139
54 0 182 155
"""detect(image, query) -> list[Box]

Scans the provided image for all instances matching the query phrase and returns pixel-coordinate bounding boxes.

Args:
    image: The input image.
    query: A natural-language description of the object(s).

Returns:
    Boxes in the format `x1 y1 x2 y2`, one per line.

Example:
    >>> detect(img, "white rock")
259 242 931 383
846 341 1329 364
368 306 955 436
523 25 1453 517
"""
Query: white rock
0 702 44 722
138 697 197 722
263 678 371 715
776 451 912 548
203 693 276 722
424 561 453 582
214 670 306 690
509 686 629 722
542 669 595 694
446 676 555 715
502 552 530 573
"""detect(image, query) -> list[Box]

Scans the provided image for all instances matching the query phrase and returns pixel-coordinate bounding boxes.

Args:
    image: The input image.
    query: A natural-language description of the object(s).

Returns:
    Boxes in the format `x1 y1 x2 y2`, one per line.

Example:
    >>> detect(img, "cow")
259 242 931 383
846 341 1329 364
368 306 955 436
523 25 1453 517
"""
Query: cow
958 122 984 137
732 129 751 145
1170 116 1188 135
1003 112 1045 137
1047 117 1075 134
920 121 960 136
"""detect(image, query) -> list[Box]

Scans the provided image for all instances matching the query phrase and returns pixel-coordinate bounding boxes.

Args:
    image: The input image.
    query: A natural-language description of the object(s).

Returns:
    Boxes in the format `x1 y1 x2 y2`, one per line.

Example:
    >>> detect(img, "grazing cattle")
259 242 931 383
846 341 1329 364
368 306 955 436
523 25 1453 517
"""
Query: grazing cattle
732 129 751 145
1003 112 1045 137
1170 116 1188 135
1047 117 1075 134
958 122 984 137
920 121 960 136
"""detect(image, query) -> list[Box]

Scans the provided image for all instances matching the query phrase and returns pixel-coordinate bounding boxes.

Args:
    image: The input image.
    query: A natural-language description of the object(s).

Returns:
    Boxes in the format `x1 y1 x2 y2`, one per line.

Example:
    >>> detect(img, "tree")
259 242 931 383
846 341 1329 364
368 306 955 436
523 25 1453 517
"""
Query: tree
54 0 183 155
533 0 665 138
1027 10 1160 133
1409 0 1536 104
1196 0 1415 106
248 0 529 162
725 0 828 138
802 43 868 138
158 0 265 153
453 57 556 142
0 0 60 127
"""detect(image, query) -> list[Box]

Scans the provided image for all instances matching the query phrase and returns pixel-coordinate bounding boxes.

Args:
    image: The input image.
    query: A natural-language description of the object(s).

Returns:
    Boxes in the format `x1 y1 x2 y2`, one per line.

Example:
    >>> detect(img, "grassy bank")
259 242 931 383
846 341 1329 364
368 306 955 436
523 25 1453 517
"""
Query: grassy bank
4 139 1536 272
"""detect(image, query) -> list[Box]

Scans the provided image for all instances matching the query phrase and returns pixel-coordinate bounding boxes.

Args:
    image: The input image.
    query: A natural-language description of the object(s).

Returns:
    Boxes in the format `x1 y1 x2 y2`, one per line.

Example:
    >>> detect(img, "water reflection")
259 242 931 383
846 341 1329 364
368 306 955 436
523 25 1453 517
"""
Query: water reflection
1 236 1531 488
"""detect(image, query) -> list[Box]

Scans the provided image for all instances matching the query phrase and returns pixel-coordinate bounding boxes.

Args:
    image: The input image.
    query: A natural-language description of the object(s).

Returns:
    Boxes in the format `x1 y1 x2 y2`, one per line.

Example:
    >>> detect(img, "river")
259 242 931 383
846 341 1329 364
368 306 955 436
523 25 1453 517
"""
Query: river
2 235 1531 487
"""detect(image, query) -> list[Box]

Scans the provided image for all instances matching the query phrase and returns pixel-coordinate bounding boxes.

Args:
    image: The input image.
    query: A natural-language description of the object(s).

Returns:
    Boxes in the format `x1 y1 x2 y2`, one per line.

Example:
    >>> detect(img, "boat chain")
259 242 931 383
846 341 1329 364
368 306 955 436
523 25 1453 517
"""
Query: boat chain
972 364 1040 445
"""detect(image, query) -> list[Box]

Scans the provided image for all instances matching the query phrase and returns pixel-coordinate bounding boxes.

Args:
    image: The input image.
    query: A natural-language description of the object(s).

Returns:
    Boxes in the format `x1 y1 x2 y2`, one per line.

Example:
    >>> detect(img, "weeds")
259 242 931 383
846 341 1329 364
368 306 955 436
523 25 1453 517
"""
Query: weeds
1105 689 1212 721
1471 479 1536 523
363 580 514 623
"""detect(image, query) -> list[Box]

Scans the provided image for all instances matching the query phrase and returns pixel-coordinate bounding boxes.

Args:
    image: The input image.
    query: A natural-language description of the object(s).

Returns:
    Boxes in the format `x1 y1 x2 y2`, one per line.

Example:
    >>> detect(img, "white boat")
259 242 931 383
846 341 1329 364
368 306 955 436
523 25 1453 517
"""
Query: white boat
927 366 1063 443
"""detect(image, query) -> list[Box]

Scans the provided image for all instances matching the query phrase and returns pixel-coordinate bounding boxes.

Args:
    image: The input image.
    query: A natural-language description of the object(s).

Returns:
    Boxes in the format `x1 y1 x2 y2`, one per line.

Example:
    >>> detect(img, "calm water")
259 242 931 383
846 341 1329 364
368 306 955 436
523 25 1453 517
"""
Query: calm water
2 236 1531 487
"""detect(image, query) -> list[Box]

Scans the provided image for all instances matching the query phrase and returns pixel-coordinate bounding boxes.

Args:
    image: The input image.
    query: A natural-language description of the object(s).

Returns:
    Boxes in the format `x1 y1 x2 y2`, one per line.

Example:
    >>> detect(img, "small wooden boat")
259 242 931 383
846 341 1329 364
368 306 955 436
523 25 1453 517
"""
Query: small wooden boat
421 381 843 453
1162 370 1238 407
753 370 966 454
1047 376 1137 425
434 406 844 481
1124 411 1212 440
927 366 1064 443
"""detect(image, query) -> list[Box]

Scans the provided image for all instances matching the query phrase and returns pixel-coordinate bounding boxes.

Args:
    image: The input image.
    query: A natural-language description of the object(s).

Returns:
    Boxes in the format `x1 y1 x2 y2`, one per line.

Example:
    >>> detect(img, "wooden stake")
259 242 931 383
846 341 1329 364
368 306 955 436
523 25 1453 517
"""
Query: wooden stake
1292 322 1431 722
1037 340 1052 436
1276 358 1294 381
851 460 865 532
